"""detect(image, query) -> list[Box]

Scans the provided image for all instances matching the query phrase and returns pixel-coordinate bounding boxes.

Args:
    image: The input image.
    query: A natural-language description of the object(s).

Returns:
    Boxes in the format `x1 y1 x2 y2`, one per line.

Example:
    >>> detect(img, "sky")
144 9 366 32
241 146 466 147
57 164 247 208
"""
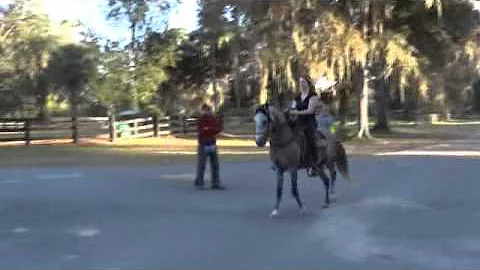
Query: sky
0 0 200 42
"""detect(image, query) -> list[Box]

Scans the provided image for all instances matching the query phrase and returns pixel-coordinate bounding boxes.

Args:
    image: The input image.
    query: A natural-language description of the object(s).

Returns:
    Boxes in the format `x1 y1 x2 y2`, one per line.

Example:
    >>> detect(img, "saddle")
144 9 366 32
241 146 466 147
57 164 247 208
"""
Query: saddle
292 130 323 167
297 129 340 168
294 130 309 167
314 132 330 147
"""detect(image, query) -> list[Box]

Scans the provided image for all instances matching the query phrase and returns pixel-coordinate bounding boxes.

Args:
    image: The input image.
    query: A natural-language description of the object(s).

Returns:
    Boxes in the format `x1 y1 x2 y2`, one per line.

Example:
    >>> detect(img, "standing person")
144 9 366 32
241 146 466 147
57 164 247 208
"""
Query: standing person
289 75 321 175
194 103 225 190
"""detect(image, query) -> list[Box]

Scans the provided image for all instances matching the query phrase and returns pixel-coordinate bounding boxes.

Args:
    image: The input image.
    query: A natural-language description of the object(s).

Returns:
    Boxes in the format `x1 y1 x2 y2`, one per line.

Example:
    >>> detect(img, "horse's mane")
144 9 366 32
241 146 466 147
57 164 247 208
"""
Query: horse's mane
256 103 290 128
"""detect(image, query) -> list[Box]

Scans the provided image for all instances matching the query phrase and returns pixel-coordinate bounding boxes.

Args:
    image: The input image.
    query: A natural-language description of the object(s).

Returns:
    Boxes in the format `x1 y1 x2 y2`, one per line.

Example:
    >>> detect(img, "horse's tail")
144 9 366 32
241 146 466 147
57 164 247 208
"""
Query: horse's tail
335 141 356 186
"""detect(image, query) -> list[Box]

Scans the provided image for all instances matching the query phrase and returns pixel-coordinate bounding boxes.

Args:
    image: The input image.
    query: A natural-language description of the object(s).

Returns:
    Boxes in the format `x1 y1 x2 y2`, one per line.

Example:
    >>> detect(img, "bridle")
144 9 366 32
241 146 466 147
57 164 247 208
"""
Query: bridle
255 105 296 149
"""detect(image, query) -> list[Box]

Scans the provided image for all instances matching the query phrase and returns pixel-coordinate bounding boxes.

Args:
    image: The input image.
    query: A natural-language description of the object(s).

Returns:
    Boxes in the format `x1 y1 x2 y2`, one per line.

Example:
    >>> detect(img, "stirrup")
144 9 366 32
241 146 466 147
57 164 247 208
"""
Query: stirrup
307 168 317 177
306 165 318 177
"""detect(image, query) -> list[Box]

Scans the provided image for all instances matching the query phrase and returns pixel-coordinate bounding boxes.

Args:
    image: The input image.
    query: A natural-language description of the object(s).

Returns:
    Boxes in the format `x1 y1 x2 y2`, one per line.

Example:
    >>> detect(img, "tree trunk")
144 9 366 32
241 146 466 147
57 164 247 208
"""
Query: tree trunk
108 105 116 142
211 41 219 110
70 90 79 144
232 41 242 109
473 80 480 113
256 50 269 104
129 20 138 110
358 66 372 138
337 83 349 140
37 97 48 122
35 56 49 122
374 78 389 132
357 0 373 139
372 2 389 132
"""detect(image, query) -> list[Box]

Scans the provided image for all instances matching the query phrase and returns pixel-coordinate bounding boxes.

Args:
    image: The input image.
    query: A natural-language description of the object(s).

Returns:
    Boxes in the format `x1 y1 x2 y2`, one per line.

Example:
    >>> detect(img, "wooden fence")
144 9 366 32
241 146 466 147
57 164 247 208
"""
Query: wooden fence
0 114 257 145
0 115 203 145
0 117 109 145
110 116 200 140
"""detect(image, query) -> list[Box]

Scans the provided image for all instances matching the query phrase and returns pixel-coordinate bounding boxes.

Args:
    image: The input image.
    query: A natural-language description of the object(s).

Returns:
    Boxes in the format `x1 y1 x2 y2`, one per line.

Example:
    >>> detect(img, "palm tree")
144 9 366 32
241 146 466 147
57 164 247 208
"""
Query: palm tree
47 44 98 143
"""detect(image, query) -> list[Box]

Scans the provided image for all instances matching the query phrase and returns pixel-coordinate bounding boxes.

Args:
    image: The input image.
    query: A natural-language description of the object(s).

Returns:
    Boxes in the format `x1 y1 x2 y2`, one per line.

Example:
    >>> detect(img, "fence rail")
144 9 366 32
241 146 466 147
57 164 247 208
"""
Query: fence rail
0 114 256 145
0 117 111 143
0 115 206 145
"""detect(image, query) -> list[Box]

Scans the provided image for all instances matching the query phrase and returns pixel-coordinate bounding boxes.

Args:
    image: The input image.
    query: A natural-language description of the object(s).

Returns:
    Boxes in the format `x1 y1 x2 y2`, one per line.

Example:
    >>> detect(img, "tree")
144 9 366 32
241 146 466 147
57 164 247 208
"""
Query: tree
47 44 98 142
155 28 234 114
105 0 177 110
94 42 131 110
0 0 76 119
138 28 185 112
191 0 479 135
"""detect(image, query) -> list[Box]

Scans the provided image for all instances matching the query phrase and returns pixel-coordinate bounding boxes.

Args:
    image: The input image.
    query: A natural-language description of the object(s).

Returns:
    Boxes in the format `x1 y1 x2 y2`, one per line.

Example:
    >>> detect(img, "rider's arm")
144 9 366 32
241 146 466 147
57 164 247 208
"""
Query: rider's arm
292 96 319 115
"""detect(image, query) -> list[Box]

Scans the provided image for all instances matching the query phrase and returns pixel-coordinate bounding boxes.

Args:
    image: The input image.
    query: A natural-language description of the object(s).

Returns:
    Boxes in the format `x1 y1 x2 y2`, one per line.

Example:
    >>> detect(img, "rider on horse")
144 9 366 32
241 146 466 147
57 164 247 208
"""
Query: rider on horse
289 75 322 175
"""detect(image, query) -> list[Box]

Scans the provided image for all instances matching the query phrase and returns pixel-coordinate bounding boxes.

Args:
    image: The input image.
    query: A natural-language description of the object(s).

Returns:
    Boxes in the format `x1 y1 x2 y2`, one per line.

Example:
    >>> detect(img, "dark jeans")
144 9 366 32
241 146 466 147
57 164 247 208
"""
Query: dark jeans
299 124 318 166
194 144 220 187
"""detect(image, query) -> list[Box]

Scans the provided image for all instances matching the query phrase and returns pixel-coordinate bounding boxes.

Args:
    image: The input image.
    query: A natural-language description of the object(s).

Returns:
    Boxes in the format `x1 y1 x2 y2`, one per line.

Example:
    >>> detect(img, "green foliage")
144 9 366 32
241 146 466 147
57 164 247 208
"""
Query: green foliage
47 44 99 100
92 42 131 108
46 94 70 116
0 0 78 118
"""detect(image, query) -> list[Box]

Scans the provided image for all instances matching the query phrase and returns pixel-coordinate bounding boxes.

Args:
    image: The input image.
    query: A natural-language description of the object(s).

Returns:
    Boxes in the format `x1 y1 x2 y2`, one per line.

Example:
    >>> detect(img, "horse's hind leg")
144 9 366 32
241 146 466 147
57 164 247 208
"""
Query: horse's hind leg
327 162 337 202
271 169 284 218
317 169 331 208
290 170 306 215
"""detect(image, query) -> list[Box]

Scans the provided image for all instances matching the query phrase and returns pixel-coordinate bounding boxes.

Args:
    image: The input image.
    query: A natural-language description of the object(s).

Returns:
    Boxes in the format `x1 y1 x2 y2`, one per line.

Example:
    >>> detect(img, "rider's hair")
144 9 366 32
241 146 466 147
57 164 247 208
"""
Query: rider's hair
299 74 315 93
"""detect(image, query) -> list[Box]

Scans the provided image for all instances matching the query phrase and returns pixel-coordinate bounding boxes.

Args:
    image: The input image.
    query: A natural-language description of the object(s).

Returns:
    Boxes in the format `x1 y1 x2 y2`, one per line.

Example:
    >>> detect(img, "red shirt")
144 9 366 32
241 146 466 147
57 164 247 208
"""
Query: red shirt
197 114 223 145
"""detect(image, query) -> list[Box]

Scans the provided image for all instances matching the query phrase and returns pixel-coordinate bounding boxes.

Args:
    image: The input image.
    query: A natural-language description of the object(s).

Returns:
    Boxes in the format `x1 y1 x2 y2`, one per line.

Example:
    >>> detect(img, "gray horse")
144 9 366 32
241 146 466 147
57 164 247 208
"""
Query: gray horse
254 103 353 218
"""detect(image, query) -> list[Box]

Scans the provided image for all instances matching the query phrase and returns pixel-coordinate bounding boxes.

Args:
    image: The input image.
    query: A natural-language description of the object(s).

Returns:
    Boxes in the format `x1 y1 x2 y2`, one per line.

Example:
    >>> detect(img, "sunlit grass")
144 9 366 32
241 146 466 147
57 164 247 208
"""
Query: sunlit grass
0 143 269 168
1 118 480 167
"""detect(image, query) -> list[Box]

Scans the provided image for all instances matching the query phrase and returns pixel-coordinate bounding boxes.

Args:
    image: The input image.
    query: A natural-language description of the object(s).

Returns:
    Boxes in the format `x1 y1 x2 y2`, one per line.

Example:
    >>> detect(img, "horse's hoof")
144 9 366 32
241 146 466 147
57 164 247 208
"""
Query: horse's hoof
348 179 359 187
300 205 308 216
322 204 330 209
270 209 279 218
330 193 338 202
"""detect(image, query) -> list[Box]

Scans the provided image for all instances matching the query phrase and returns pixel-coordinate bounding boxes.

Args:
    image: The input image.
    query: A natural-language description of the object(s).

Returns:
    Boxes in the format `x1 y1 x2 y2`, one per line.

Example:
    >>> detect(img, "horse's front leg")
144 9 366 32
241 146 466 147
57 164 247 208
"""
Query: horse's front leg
290 169 306 215
271 168 284 218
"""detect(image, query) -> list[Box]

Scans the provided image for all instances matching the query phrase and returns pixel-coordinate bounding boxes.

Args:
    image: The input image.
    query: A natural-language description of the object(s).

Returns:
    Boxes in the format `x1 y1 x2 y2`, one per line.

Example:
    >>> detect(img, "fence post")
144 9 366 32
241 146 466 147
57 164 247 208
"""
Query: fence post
153 115 159 137
133 119 138 136
24 119 31 146
108 106 116 142
182 115 186 135
72 116 79 143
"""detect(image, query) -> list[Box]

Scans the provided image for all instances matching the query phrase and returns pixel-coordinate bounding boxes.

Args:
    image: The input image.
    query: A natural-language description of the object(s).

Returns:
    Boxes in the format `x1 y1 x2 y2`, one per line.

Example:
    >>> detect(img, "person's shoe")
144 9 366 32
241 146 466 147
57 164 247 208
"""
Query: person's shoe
194 182 205 190
211 185 226 190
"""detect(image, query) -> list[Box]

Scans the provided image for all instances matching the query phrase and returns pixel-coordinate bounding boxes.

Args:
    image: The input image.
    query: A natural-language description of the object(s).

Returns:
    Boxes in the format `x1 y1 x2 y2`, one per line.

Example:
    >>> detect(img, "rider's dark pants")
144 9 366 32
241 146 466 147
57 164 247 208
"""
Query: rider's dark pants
299 124 318 166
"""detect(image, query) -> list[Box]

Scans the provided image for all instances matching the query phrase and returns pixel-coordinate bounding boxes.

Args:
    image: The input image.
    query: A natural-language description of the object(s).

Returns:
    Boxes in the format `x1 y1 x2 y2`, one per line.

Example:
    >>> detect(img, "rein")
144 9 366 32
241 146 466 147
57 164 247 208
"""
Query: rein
269 127 296 149
266 113 296 149
270 138 295 149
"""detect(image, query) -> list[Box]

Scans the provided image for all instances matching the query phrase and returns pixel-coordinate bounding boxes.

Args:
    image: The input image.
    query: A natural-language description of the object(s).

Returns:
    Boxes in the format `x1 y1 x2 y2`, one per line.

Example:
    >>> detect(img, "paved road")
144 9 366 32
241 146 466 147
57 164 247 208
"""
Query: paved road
0 155 480 269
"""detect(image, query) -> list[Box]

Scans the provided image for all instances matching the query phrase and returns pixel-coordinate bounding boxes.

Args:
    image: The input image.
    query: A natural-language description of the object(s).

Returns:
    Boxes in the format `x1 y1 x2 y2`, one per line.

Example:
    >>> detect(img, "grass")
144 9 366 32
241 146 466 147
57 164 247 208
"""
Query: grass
0 142 268 168
1 120 480 168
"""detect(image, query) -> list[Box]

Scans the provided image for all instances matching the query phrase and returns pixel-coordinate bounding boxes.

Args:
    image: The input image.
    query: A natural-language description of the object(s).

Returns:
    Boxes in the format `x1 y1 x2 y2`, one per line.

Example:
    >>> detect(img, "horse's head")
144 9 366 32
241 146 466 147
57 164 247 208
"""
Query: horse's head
254 103 289 147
